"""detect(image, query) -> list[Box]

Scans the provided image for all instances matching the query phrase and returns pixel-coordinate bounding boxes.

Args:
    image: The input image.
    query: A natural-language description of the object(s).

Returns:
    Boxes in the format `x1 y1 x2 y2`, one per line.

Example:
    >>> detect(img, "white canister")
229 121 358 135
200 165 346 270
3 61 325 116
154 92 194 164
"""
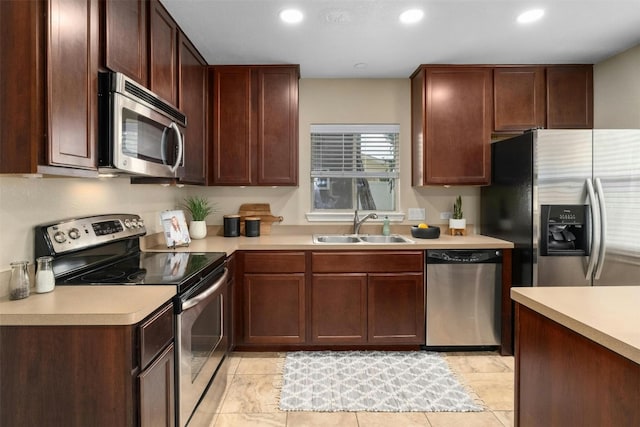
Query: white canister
35 256 55 293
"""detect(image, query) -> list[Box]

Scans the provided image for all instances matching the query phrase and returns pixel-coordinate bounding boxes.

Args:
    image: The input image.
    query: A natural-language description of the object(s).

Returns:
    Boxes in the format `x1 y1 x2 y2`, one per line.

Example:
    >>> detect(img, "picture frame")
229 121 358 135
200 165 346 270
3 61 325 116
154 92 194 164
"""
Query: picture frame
160 210 191 248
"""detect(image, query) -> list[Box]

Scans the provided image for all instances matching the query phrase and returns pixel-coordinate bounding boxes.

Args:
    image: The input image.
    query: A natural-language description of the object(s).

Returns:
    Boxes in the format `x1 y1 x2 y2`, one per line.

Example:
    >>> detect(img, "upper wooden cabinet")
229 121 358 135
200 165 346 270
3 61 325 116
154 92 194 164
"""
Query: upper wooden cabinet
493 65 593 132
149 0 178 106
493 67 545 132
0 0 45 173
48 0 99 170
411 66 492 186
177 33 207 184
102 0 148 86
209 65 299 186
546 65 593 129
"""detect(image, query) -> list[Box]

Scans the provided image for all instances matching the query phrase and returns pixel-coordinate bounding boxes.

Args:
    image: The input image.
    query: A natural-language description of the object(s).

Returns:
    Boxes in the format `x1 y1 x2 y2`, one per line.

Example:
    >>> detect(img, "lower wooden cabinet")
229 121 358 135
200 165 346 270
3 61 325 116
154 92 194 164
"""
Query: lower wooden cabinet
368 273 424 344
0 302 175 427
139 344 175 427
243 273 306 344
312 273 368 344
237 250 425 348
240 252 306 345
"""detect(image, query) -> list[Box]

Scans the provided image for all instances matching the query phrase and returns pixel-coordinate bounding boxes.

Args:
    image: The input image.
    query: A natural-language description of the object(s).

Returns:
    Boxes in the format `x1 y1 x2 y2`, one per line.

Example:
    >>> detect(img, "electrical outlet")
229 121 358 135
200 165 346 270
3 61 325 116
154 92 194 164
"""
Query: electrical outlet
408 208 425 221
440 211 452 220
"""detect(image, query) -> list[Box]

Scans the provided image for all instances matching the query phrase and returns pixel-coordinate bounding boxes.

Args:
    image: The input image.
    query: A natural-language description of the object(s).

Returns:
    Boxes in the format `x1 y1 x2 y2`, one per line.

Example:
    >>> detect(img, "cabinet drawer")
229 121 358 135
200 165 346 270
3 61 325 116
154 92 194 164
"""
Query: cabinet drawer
243 252 305 273
139 303 174 369
312 251 423 273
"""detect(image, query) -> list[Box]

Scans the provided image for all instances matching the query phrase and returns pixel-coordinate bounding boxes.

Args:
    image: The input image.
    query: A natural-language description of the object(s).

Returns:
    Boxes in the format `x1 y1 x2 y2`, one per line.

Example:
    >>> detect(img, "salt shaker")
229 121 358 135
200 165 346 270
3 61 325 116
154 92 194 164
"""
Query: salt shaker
35 256 55 293
9 261 30 300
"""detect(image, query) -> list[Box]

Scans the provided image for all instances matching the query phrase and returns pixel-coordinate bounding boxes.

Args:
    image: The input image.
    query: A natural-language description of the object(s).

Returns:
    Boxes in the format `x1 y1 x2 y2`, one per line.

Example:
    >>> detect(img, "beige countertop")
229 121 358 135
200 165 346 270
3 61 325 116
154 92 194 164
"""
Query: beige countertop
0 228 511 327
511 286 640 364
0 286 176 326
142 230 514 253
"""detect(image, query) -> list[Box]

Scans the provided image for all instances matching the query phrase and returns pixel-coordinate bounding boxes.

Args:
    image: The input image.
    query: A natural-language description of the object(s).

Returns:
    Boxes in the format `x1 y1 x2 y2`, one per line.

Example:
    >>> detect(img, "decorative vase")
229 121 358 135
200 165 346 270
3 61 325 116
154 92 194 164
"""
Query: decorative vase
449 218 466 229
189 220 207 239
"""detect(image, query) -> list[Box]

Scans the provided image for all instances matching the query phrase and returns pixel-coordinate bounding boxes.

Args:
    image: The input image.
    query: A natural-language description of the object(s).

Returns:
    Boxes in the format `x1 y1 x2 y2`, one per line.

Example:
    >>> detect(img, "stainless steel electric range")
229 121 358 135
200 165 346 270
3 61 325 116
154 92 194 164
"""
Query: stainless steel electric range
34 213 231 427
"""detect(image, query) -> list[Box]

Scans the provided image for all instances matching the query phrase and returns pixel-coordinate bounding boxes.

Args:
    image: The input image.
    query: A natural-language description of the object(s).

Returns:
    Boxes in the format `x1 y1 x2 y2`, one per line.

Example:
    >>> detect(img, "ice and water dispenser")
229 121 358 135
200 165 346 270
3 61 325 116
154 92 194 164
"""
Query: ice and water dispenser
540 205 590 256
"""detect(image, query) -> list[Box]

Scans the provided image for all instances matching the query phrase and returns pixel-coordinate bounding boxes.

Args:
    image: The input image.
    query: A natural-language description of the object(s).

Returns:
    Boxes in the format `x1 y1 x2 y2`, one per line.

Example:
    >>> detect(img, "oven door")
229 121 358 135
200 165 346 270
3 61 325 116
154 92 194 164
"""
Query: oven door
108 92 185 178
175 266 229 426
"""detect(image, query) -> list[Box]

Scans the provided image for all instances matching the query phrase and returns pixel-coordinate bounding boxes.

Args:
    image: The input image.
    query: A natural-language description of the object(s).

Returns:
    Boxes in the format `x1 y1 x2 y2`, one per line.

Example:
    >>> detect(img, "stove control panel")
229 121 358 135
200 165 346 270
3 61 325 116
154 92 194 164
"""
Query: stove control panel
36 214 146 255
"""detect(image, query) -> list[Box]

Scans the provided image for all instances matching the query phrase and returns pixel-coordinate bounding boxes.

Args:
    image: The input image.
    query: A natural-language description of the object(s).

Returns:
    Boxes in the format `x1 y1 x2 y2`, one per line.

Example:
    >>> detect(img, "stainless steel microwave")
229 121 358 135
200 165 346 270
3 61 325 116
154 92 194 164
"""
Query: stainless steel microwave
98 72 186 178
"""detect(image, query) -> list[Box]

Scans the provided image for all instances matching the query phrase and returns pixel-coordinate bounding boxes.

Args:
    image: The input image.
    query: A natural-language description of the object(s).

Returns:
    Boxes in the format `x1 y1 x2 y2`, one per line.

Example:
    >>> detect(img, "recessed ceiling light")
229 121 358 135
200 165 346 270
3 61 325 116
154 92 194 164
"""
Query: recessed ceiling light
399 9 424 24
517 8 545 24
280 8 304 24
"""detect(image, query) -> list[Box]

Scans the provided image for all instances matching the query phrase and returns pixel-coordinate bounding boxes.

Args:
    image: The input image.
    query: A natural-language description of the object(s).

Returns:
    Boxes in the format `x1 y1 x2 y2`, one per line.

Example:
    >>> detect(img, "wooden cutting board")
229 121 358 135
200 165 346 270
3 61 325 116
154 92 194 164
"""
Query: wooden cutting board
238 203 283 235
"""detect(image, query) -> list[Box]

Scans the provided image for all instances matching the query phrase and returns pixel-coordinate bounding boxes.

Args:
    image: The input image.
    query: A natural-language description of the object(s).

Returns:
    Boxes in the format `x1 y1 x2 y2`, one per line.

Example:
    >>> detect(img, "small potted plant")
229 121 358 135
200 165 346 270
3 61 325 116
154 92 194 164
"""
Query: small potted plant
449 195 466 232
183 196 215 239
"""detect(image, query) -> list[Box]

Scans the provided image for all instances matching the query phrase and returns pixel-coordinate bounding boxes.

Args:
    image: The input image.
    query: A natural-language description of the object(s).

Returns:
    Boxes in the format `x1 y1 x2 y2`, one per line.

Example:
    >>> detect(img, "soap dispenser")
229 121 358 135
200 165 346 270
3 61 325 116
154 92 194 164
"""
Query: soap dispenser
382 216 390 236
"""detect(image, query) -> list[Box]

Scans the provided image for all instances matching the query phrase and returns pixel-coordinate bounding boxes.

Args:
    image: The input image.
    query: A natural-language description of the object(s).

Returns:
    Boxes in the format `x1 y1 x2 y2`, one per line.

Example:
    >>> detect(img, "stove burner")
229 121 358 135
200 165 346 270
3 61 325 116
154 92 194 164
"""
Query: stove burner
80 270 127 283
127 269 147 283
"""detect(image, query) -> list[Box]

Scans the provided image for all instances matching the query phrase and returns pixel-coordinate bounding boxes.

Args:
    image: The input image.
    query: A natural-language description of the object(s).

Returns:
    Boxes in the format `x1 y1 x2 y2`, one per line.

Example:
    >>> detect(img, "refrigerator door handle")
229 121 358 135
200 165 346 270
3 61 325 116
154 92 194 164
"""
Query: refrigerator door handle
594 178 607 279
585 179 600 280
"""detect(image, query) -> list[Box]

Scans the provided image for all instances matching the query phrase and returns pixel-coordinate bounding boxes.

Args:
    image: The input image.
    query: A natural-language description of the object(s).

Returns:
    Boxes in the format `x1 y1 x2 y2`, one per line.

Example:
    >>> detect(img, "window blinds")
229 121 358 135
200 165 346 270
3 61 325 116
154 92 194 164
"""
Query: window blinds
310 124 400 178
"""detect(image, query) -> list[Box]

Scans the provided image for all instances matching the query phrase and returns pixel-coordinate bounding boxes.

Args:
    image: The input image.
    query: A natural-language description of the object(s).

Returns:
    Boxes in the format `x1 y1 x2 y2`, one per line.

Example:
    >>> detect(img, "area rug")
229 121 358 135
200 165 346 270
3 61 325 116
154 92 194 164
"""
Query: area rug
279 351 483 412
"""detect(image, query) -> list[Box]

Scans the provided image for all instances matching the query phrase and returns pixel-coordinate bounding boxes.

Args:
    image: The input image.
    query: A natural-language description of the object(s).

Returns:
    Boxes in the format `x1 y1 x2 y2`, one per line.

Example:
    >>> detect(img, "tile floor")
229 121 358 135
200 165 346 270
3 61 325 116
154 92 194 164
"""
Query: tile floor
189 351 515 427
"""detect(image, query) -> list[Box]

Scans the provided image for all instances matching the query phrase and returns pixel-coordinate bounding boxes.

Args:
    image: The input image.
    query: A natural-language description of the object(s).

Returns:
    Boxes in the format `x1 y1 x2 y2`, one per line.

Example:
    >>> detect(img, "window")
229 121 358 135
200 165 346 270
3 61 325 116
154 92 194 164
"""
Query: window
311 124 399 212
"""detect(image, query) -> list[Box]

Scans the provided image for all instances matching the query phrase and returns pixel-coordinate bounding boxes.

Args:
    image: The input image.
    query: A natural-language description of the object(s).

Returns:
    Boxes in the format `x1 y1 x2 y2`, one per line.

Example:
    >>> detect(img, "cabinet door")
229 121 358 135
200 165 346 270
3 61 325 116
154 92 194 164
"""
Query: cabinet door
256 66 299 185
47 0 98 169
178 32 207 184
149 0 178 106
493 67 545 132
243 273 306 344
0 0 45 173
421 67 492 185
139 344 175 427
546 65 593 129
311 273 367 344
103 0 147 86
210 67 253 185
368 273 425 344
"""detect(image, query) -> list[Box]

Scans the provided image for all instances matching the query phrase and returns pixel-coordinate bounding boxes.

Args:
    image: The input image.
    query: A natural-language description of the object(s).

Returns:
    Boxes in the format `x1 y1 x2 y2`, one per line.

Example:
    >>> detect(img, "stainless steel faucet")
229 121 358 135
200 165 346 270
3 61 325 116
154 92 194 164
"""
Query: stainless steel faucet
353 210 378 234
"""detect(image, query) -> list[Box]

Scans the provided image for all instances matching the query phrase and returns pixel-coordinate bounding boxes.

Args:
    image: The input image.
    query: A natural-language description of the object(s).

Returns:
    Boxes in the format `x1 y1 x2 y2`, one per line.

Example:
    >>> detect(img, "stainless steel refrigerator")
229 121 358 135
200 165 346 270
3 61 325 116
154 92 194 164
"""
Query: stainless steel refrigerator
481 129 640 287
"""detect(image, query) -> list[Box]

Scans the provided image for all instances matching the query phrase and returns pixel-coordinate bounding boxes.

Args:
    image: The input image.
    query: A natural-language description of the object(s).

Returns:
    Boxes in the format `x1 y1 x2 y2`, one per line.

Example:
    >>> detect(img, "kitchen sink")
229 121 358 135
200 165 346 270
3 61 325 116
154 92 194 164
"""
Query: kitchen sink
313 235 361 244
312 234 414 244
358 235 412 243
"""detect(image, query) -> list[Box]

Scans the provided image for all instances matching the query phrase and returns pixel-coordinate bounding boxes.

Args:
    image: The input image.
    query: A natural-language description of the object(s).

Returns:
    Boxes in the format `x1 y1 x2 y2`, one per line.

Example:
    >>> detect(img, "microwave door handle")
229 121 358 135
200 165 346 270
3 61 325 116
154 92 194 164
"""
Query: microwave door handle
585 178 599 280
169 122 183 173
594 178 607 279
160 126 169 165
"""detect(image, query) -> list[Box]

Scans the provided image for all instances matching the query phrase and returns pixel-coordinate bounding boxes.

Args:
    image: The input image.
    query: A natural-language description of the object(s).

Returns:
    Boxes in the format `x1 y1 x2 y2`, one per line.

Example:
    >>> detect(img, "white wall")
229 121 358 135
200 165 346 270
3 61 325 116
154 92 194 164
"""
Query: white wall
594 43 640 128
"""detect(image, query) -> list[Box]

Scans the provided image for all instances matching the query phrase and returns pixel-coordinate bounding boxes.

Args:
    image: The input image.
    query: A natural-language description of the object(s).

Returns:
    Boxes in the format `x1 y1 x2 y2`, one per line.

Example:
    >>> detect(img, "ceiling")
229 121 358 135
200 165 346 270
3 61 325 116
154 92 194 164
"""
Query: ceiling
161 0 640 78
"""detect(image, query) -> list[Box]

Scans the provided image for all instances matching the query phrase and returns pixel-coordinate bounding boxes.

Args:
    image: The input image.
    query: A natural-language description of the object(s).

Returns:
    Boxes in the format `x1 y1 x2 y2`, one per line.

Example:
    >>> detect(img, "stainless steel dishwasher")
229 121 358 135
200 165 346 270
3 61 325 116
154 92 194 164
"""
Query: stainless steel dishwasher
425 249 502 347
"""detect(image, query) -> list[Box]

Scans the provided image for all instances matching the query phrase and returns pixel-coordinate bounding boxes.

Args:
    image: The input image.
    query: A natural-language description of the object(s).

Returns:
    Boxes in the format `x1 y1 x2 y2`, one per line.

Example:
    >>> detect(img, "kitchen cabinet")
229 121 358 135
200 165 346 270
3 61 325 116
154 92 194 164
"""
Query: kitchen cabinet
240 252 306 344
514 303 639 427
311 251 425 345
546 65 593 129
209 65 299 186
411 66 492 186
102 0 148 86
0 302 174 427
48 0 99 170
0 0 45 173
312 273 368 344
177 32 208 184
0 0 99 173
493 67 545 132
149 0 178 106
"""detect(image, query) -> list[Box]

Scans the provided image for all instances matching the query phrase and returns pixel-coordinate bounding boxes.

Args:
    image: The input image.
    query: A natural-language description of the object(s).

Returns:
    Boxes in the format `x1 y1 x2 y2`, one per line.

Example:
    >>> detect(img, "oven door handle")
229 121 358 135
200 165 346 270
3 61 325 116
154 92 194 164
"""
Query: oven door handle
181 268 228 311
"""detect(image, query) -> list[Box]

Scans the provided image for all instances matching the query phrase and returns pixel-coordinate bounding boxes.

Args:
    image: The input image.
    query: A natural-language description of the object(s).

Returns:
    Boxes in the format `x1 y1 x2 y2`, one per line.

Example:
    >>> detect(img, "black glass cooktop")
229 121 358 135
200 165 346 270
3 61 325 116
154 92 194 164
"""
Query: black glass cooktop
59 251 226 289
